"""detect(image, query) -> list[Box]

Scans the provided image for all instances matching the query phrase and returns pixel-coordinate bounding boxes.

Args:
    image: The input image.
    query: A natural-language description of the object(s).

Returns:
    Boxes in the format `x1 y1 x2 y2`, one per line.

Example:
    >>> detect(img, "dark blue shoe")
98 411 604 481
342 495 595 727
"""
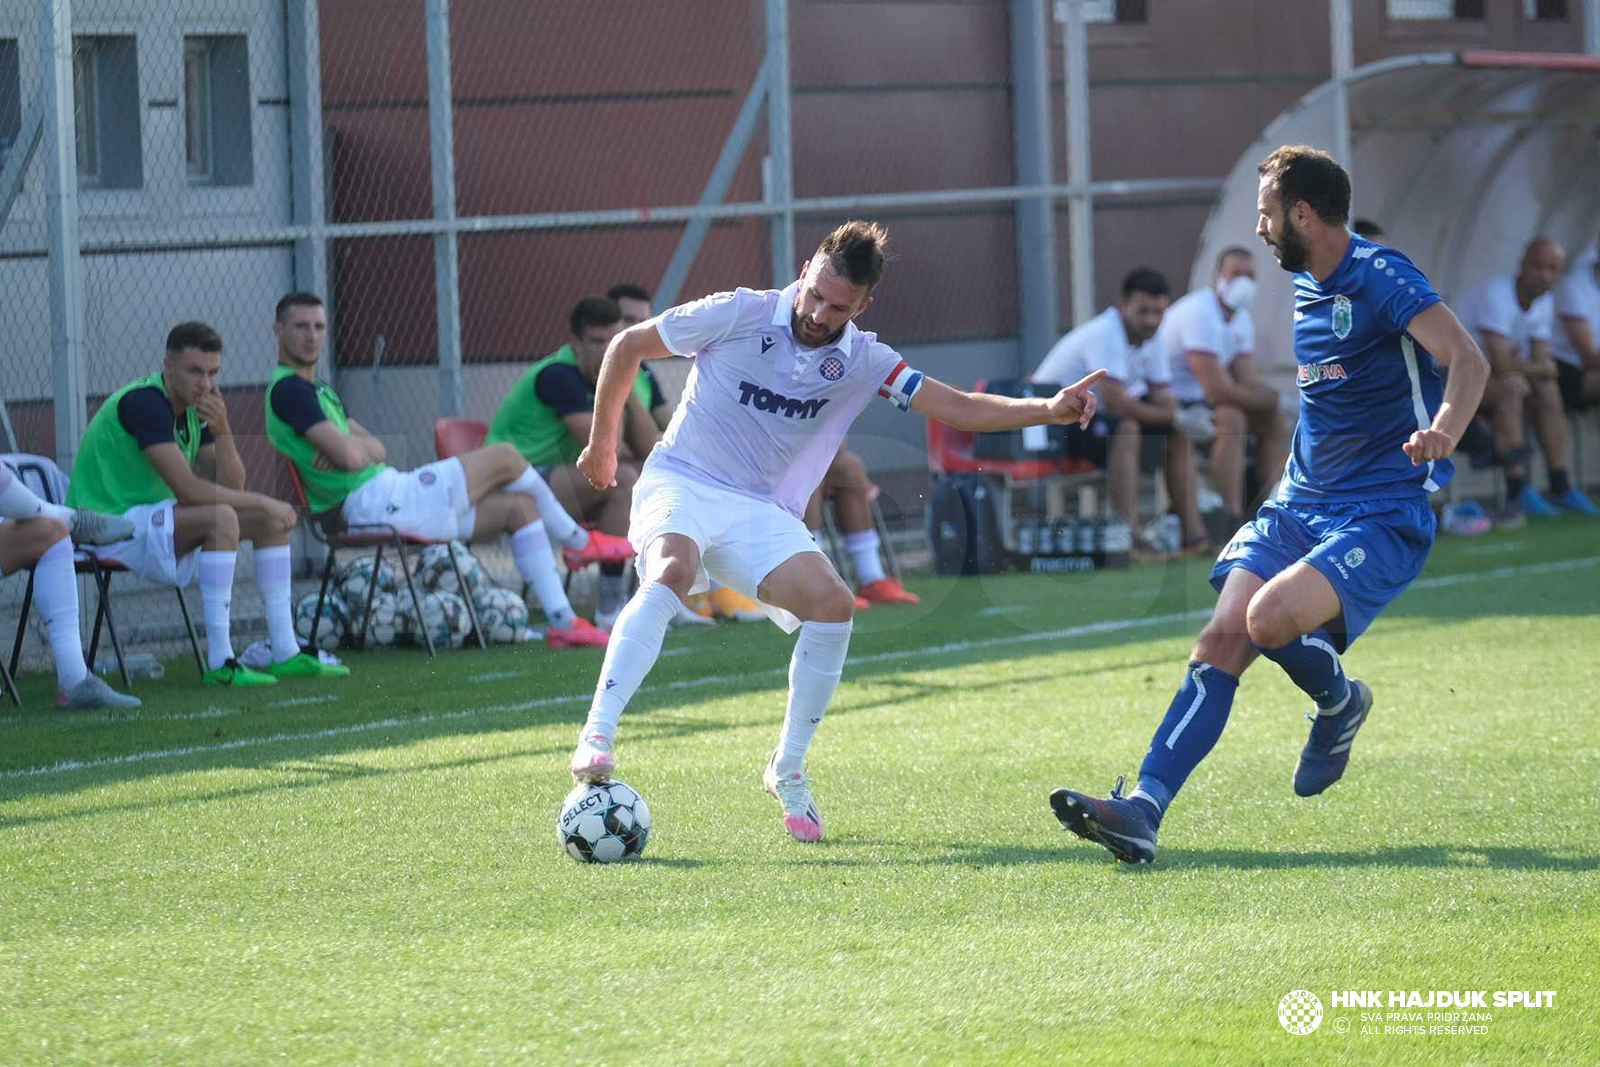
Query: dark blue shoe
1294 679 1373 797
1551 488 1598 516
1049 775 1159 863
1516 487 1560 518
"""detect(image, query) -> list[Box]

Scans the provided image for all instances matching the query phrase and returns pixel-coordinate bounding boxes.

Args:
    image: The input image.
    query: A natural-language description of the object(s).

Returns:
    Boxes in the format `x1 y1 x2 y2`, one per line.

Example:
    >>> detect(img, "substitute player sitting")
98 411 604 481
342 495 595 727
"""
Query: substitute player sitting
0 462 138 707
487 296 654 627
803 445 920 607
266 292 611 649
569 221 1104 842
66 322 341 686
1049 146 1488 864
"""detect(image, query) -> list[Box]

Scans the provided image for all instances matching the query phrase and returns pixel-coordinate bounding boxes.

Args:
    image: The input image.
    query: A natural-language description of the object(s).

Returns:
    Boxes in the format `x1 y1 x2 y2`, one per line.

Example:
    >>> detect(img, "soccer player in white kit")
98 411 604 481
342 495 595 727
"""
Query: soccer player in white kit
569 221 1105 842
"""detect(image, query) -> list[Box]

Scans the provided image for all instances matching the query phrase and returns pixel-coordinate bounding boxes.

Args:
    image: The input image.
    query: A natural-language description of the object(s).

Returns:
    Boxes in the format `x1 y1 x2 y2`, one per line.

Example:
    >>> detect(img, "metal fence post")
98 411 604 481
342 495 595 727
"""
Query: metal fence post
765 0 794 287
1011 0 1057 373
40 0 87 469
1058 0 1093 330
287 0 330 321
427 0 463 418
1330 0 1354 167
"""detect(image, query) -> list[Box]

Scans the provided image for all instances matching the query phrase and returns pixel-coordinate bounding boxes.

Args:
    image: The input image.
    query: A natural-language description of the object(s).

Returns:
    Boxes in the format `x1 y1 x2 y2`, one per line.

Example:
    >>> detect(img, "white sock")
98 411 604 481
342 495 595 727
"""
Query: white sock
844 529 885 585
198 549 237 670
775 619 853 776
583 581 680 741
0 474 71 524
253 544 300 663
504 466 586 549
511 521 576 628
34 534 88 689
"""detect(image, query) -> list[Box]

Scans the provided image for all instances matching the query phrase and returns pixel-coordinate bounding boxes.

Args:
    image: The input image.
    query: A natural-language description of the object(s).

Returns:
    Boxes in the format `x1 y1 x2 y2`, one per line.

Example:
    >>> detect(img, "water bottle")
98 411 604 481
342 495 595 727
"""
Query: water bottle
95 652 164 680
1017 522 1035 556
1102 520 1132 569
1037 520 1054 556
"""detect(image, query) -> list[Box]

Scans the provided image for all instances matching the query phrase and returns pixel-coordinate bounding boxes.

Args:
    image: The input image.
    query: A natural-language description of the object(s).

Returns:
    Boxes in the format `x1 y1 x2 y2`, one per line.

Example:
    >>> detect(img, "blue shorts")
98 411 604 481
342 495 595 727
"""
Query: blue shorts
1210 497 1436 652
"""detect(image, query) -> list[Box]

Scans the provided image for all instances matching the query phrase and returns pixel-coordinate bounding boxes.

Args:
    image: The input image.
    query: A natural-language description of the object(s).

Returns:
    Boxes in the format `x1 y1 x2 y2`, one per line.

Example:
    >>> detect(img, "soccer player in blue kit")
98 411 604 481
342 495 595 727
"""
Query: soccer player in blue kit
1050 145 1490 863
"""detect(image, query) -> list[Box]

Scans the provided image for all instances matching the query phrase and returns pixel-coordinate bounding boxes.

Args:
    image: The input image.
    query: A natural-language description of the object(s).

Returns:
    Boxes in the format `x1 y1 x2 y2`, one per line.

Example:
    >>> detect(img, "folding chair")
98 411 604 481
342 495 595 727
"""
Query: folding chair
818 479 903 585
3 455 205 688
286 462 485 657
433 417 487 461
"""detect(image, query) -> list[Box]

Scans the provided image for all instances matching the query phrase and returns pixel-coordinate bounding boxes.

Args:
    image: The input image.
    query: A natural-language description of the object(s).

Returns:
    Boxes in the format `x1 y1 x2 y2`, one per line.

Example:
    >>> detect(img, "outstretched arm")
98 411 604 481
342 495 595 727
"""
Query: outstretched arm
579 323 675 488
910 370 1106 431
1400 301 1489 465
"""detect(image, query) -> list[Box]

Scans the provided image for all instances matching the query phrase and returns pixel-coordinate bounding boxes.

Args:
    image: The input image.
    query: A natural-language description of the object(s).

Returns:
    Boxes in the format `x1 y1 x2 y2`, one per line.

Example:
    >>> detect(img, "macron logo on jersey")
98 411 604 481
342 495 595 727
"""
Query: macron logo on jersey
1297 363 1348 387
737 380 830 419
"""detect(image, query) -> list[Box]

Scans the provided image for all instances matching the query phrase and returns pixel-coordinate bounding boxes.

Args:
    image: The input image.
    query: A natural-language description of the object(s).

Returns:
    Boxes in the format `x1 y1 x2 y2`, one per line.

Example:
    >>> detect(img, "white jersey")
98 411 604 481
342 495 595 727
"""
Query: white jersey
1457 274 1553 360
1551 260 1599 369
1155 287 1254 403
1032 306 1170 398
652 283 923 518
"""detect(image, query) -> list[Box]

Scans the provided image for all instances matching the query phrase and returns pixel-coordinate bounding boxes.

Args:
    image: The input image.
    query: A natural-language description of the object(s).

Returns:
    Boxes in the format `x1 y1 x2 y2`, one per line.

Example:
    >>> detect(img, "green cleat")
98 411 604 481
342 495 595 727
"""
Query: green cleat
264 652 351 679
202 658 279 687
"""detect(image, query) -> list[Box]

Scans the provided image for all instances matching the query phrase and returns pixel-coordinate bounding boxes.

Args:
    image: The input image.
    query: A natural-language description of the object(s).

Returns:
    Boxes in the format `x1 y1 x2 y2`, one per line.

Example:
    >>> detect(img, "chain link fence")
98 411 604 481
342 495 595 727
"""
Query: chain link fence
3 0 1230 671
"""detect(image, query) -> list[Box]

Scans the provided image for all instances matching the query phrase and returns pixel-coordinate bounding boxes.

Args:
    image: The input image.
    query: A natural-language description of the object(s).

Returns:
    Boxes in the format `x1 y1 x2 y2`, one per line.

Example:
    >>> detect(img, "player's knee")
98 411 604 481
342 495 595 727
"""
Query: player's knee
492 442 524 475
1192 622 1252 674
1243 590 1294 650
208 504 241 543
1495 373 1529 402
40 517 70 544
650 555 697 594
813 580 857 623
1214 405 1245 435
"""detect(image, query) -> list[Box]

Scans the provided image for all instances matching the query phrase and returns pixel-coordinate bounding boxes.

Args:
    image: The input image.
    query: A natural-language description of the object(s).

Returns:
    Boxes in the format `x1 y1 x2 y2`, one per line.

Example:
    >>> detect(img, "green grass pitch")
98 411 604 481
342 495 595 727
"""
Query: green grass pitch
2 520 1596 1064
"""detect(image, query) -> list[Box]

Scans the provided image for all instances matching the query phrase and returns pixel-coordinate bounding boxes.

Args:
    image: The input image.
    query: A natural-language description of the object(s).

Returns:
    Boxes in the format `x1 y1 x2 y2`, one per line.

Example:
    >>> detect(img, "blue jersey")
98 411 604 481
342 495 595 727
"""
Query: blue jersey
1280 237 1447 503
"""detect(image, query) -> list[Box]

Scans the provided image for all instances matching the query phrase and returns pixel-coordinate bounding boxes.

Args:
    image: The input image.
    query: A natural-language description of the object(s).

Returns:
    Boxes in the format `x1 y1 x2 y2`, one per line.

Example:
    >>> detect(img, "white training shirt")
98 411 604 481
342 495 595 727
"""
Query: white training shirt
651 282 924 518
1551 260 1600 369
1154 287 1255 404
1457 274 1553 361
1032 306 1170 399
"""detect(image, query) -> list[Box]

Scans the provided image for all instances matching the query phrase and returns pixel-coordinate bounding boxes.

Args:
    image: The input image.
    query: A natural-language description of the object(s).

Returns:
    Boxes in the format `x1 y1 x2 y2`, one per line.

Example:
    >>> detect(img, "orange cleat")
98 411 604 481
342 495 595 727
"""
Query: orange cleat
853 595 871 610
856 578 920 606
547 616 610 649
562 529 636 570
708 586 766 621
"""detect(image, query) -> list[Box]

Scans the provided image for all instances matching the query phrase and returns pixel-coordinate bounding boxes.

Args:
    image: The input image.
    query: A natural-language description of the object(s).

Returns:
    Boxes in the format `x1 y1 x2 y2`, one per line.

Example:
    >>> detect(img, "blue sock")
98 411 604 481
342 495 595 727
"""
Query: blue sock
1256 629 1351 713
1134 661 1241 823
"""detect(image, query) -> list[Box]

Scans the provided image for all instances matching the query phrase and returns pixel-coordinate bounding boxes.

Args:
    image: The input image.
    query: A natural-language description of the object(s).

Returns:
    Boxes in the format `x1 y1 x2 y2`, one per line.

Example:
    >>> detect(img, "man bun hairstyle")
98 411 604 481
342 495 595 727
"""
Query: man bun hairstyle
1121 267 1169 300
166 321 224 355
570 296 622 336
276 291 324 321
1257 145 1350 225
814 220 889 291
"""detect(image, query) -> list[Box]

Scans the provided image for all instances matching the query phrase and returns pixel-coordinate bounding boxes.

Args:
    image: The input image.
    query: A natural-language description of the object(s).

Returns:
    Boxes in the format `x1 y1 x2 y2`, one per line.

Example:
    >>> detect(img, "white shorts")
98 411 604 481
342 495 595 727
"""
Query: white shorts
629 462 820 633
342 459 477 542
90 500 200 587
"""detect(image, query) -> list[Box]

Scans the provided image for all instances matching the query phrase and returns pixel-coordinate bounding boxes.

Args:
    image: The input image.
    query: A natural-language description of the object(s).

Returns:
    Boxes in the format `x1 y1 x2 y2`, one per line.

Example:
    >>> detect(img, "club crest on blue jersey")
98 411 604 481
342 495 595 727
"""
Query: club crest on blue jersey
1331 294 1353 340
819 356 845 381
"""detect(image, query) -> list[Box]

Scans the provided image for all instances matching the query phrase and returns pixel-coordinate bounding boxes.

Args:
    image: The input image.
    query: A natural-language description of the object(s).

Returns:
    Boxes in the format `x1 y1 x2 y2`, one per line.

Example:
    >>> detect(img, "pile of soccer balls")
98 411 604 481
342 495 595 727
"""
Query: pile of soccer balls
292 541 531 650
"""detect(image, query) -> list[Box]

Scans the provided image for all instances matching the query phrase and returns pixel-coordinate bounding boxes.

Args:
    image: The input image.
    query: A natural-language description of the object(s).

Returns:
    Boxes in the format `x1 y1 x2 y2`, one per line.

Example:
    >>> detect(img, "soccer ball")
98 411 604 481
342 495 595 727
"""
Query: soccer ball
417 541 485 597
558 779 652 863
294 592 349 651
473 585 529 644
418 590 472 650
390 586 418 643
336 555 397 606
356 590 402 647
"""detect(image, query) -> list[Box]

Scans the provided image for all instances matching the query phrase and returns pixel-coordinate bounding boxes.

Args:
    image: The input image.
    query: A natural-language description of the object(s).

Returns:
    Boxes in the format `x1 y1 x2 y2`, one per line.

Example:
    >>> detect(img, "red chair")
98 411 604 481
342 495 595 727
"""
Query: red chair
924 382 1102 555
285 461 485 657
434 418 487 460
4 457 205 691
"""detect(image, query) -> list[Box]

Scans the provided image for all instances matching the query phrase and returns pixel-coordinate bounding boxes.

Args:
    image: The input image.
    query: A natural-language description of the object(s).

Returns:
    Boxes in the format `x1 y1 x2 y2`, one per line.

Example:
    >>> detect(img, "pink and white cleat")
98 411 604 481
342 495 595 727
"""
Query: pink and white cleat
570 731 616 783
763 751 824 843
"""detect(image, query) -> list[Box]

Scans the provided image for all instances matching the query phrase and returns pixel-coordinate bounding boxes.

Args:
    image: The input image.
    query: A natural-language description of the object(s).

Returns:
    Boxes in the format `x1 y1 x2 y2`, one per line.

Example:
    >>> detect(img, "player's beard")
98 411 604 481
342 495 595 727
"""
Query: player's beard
1273 215 1311 273
791 304 846 349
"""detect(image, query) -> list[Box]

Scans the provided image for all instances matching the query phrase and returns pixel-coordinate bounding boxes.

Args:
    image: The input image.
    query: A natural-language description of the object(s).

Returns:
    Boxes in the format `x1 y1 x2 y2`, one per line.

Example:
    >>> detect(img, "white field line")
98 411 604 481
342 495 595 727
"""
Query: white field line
469 670 522 682
6 555 1595 782
272 694 339 707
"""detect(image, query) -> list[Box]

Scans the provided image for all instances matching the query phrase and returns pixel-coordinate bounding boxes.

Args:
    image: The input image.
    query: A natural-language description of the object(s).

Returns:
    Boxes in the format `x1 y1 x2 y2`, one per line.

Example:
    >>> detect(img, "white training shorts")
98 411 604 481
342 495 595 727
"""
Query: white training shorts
89 499 200 587
342 458 477 542
629 462 821 633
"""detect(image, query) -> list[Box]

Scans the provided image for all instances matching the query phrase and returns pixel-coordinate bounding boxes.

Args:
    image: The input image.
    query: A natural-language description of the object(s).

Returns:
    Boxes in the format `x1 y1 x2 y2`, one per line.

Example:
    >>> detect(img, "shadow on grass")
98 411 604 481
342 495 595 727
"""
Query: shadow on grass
924 841 1600 873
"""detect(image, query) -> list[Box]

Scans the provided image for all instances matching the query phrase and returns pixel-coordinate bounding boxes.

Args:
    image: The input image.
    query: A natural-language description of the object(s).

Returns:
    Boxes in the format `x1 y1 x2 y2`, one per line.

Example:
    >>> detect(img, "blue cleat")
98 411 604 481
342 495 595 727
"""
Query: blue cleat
1550 488 1598 516
1049 775 1159 863
1516 486 1561 518
1294 679 1374 797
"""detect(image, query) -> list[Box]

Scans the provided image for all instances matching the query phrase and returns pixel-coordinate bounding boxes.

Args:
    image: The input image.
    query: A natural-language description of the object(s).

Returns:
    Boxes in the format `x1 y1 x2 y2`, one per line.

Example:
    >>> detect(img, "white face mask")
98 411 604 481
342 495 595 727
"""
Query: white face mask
1216 274 1257 311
